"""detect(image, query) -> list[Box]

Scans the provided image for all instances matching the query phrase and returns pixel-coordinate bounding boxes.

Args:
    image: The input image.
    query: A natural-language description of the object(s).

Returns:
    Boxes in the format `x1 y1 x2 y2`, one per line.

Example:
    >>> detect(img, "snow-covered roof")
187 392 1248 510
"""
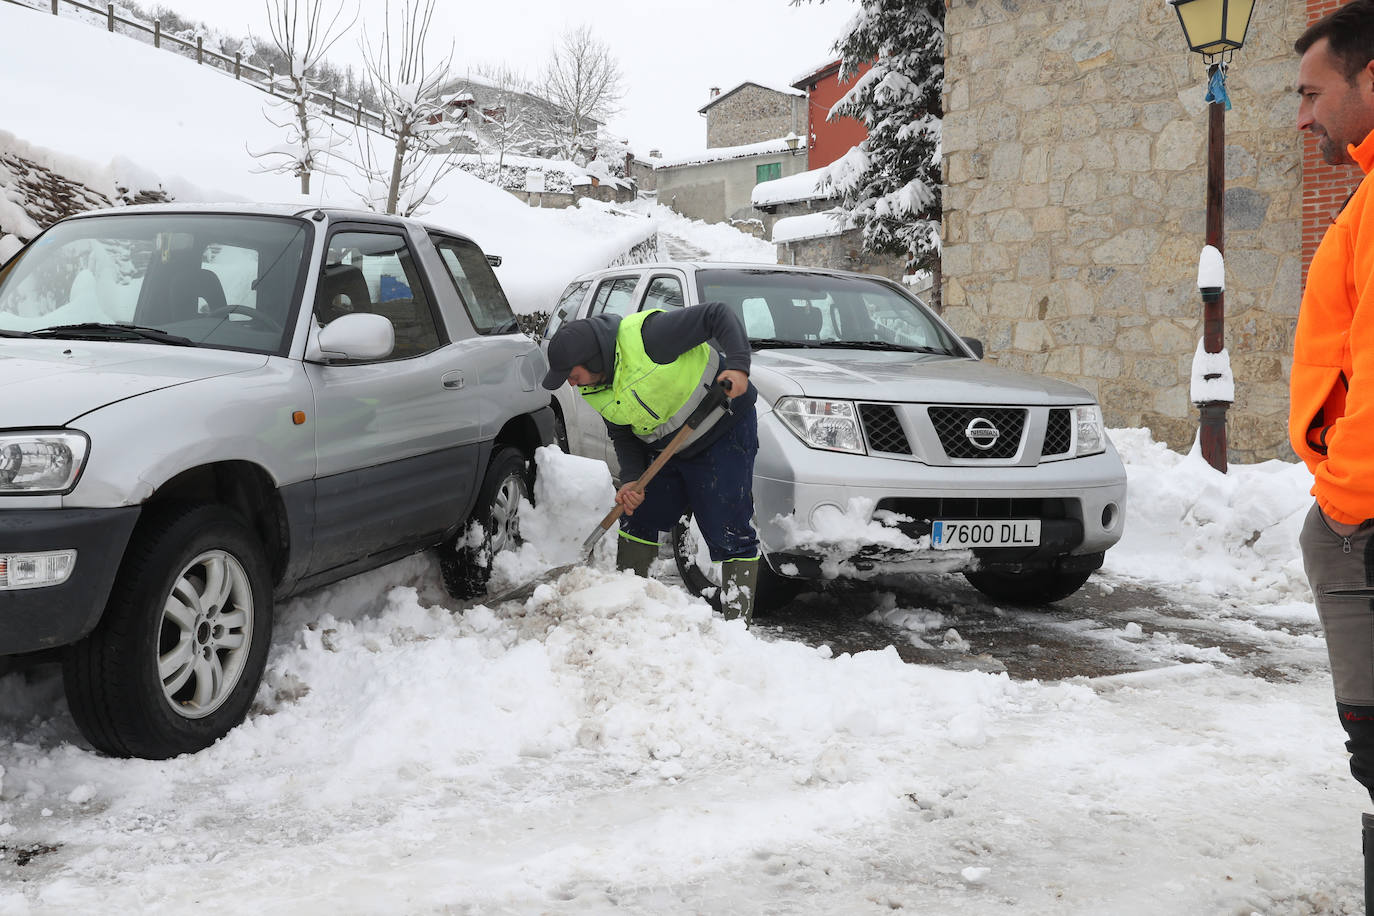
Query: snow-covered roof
653 136 805 170
697 80 805 114
771 209 849 244
789 59 841 90
751 165 834 207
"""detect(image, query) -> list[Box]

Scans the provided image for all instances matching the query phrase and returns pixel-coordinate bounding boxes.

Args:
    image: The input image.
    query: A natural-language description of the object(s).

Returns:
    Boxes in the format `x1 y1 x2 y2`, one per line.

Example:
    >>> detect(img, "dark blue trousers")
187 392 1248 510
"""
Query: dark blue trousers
620 407 759 562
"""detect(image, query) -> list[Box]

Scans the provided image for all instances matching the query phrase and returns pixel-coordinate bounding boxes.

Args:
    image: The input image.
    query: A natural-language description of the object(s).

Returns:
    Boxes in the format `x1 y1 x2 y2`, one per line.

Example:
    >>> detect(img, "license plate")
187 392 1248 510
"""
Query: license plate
931 520 1041 550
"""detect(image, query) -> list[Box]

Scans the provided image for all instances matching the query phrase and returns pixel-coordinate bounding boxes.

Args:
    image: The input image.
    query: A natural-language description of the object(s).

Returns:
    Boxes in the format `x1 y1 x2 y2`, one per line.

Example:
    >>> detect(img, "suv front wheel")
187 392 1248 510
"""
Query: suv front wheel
63 504 274 759
441 446 530 599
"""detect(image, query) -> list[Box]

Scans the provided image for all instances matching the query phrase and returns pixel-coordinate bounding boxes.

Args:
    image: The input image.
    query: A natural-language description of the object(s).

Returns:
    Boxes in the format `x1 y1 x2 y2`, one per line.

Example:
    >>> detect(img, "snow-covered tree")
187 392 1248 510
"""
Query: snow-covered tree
353 0 470 216
803 0 943 295
251 0 355 195
535 25 624 164
469 65 540 173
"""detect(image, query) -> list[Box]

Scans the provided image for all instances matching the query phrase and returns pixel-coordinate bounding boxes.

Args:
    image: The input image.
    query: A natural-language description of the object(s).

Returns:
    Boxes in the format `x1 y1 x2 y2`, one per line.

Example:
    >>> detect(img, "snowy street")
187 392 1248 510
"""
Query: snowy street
0 437 1366 914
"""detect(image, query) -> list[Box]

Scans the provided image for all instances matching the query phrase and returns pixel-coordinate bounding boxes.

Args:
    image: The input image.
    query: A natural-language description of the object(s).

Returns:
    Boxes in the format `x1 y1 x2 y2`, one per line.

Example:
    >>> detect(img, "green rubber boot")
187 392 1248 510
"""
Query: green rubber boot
616 534 658 578
720 557 760 626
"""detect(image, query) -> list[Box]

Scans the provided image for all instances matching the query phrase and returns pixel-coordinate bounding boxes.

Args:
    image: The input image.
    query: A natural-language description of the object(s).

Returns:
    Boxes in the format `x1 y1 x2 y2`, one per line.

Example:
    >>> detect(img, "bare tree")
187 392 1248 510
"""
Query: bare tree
537 25 625 163
353 0 469 216
251 0 356 195
470 65 540 174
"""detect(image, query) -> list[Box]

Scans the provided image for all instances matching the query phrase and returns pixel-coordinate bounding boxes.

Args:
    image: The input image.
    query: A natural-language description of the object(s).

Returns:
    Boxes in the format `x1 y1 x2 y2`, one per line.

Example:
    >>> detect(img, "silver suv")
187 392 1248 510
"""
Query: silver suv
0 204 554 758
543 262 1127 609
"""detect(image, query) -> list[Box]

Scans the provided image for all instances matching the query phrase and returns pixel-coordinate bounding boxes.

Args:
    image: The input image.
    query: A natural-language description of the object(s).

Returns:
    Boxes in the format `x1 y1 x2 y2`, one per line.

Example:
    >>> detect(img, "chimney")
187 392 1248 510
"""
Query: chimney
709 86 720 97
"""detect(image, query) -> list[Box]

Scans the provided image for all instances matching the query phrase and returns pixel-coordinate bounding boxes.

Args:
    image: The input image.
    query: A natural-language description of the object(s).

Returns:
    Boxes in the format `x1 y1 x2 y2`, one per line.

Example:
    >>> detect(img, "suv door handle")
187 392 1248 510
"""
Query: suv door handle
441 370 464 390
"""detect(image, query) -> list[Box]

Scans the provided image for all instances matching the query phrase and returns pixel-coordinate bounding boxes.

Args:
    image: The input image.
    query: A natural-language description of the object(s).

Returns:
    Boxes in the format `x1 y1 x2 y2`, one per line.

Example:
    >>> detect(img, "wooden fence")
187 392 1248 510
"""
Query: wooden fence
0 0 390 136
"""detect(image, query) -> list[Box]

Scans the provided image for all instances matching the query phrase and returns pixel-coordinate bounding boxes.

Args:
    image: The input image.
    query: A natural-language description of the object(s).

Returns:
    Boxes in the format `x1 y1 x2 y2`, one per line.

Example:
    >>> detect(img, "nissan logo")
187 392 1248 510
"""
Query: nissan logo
964 417 1000 450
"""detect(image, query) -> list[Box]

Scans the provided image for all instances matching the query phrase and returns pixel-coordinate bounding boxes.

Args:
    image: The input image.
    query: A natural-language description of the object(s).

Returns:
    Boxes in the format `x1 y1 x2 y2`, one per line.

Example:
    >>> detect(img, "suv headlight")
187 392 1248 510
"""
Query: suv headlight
1073 405 1106 456
775 397 866 454
0 431 89 494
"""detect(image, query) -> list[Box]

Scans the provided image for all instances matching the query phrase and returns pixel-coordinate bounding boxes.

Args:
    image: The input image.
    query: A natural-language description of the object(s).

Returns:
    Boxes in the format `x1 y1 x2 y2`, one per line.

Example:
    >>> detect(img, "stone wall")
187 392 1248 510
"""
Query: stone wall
943 0 1310 462
705 84 806 149
776 227 908 282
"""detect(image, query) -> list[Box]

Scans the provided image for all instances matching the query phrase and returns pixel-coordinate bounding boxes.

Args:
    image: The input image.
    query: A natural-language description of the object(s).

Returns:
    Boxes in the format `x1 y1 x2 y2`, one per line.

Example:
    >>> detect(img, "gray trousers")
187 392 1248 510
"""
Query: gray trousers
1300 502 1374 705
1299 501 1374 799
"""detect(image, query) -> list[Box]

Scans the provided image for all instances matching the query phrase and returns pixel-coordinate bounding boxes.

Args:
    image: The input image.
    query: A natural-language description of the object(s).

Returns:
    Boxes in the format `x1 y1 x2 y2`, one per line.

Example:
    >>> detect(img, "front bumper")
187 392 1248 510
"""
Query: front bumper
0 507 140 654
754 412 1128 573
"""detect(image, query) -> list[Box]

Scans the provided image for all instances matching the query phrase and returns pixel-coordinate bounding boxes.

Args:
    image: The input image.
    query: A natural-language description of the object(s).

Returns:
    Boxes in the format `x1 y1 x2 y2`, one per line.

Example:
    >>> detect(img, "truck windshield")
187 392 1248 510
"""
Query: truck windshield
0 213 310 355
695 268 964 356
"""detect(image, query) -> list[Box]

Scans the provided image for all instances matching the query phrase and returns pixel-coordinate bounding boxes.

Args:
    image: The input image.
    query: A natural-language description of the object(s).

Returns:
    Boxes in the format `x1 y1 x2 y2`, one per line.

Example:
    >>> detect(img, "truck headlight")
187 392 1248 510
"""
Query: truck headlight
775 398 866 454
1073 405 1106 456
0 432 89 494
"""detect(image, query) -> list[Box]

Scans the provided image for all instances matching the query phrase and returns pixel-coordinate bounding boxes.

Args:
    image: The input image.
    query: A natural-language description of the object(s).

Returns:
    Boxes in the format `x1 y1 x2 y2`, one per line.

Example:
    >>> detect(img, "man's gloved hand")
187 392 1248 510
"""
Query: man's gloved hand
717 369 749 399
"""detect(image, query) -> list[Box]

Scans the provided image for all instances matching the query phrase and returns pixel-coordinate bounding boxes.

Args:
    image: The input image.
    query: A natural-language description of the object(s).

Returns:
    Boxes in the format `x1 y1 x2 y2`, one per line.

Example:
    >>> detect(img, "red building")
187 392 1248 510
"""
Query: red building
790 60 871 170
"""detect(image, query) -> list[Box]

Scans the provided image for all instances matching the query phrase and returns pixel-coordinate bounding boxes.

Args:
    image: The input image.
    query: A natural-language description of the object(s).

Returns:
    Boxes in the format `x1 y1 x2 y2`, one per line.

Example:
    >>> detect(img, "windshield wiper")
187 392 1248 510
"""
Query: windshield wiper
29 323 196 346
750 337 823 350
749 337 951 355
811 340 952 355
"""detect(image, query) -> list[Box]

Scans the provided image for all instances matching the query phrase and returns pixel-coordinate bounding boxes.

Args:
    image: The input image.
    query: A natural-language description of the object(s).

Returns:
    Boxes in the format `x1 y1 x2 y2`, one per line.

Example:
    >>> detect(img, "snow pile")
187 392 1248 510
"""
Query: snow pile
751 165 834 207
1104 427 1314 607
651 136 805 170
623 199 776 263
772 208 849 243
0 421 1363 912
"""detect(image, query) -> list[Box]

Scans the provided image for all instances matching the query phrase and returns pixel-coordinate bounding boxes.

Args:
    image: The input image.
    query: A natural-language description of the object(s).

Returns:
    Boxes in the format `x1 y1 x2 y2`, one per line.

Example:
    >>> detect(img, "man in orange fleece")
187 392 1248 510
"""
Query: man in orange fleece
1294 1 1374 802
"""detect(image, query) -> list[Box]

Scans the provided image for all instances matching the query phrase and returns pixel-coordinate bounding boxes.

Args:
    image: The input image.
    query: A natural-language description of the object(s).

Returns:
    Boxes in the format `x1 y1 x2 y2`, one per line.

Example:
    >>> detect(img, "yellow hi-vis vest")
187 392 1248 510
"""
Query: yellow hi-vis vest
580 310 723 446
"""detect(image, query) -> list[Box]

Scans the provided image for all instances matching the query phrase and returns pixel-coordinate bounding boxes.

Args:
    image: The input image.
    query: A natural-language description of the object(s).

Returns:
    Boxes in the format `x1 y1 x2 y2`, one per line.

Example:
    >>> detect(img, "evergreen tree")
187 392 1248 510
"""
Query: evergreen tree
808 0 943 291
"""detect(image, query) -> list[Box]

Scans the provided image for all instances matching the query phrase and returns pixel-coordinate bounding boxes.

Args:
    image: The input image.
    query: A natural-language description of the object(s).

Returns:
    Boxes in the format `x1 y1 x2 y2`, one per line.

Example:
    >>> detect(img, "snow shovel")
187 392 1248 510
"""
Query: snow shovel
482 379 733 604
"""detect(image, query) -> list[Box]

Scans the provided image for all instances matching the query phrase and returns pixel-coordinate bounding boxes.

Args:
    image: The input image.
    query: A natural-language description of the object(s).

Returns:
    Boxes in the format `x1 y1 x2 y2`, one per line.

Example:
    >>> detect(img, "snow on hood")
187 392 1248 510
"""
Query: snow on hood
751 349 1097 405
0 341 266 426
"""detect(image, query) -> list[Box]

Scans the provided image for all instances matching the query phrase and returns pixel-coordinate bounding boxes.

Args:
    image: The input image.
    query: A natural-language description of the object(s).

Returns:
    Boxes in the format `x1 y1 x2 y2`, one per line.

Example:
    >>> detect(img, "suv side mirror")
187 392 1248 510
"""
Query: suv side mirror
309 312 395 362
962 337 984 359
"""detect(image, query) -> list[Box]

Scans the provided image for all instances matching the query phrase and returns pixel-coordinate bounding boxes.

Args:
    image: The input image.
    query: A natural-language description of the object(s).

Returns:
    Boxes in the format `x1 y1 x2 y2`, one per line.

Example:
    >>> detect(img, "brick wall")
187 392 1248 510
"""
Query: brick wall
1302 0 1363 288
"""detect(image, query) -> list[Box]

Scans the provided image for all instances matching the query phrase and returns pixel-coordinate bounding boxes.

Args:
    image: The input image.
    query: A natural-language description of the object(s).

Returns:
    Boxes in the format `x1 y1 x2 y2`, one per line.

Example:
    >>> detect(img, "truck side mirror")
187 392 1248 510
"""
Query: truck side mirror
962 337 984 359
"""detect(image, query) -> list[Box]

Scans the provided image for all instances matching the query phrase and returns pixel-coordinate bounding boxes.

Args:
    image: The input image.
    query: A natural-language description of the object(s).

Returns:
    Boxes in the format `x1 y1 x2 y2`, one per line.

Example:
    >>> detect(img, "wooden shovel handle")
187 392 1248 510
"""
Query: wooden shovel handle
591 380 731 536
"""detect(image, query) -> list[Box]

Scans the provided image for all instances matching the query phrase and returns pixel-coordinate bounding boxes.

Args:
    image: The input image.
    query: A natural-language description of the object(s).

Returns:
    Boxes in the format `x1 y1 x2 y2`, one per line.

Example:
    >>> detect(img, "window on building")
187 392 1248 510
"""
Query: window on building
756 162 782 184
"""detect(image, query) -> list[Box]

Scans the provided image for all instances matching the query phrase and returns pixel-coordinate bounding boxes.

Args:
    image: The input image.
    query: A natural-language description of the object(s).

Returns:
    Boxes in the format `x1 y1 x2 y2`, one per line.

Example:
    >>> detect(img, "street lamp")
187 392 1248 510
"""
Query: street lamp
1169 0 1256 474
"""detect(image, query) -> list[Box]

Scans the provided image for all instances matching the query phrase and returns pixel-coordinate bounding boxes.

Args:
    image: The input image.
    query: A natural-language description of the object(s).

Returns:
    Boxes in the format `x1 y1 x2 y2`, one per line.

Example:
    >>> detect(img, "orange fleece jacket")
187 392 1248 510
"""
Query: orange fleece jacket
1291 130 1374 525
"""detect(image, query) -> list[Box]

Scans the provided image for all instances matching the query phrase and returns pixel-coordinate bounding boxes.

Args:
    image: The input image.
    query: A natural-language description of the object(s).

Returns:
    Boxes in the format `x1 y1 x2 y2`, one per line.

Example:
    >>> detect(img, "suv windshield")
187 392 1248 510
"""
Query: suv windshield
695 269 963 355
0 213 310 354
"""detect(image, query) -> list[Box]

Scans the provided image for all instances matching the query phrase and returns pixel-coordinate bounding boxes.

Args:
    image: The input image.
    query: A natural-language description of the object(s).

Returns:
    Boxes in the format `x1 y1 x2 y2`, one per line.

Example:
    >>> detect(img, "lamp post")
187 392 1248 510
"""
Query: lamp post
1169 0 1256 474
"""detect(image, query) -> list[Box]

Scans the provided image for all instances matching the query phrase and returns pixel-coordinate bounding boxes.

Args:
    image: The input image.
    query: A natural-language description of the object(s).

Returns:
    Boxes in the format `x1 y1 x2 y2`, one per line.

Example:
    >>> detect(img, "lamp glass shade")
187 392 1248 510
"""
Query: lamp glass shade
1172 0 1255 56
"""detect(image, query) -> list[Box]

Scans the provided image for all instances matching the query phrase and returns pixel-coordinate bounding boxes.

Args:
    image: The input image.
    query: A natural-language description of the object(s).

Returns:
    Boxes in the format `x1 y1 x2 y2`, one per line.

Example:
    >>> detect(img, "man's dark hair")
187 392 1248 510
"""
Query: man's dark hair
1297 0 1374 81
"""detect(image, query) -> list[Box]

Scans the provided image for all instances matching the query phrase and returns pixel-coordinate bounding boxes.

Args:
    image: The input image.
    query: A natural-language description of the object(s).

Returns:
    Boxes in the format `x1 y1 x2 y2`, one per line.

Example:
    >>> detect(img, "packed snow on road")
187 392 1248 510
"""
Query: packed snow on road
0 433 1365 915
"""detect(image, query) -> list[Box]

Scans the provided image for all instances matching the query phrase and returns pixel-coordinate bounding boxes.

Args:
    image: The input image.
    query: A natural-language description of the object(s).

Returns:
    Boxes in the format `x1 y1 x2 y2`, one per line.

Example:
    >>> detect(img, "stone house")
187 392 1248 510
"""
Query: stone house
649 82 809 226
652 137 810 226
942 0 1331 463
699 82 807 149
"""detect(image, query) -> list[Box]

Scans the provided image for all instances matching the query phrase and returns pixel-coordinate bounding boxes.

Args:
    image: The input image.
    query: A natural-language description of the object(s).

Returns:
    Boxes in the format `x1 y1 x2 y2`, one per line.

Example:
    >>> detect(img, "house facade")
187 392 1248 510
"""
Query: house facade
790 59 871 169
649 82 810 226
699 82 807 149
942 0 1326 463
654 138 810 226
